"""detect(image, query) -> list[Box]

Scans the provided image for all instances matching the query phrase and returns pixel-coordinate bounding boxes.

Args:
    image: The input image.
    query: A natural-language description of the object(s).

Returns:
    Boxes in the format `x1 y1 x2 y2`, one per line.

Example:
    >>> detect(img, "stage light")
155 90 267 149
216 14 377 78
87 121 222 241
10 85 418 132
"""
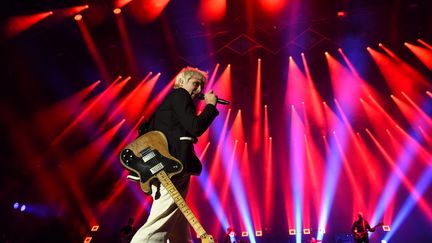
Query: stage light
255 230 262 236
241 231 248 237
113 8 121 14
84 236 92 243
381 241 387 243
303 228 311 234
74 14 82 21
337 11 347 17
289 229 296 235
13 202 19 209
318 228 326 234
91 225 99 231
20 205 26 212
383 225 391 231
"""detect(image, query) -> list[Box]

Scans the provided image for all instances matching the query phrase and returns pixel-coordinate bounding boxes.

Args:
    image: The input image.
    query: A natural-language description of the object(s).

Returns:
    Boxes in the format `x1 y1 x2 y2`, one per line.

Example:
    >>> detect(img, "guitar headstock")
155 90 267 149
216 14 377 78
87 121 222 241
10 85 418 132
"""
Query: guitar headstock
371 222 384 232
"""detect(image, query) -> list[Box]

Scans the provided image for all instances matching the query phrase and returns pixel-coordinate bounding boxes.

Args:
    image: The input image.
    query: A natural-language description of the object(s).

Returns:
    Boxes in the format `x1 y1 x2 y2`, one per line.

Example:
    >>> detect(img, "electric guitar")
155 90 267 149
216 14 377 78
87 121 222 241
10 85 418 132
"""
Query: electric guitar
119 131 215 243
353 222 383 240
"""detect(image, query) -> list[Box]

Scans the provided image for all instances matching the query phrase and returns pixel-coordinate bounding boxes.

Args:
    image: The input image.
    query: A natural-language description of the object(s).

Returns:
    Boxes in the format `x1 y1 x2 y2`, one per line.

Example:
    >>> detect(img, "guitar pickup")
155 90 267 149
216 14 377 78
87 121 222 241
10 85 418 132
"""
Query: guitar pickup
150 162 164 174
141 151 156 162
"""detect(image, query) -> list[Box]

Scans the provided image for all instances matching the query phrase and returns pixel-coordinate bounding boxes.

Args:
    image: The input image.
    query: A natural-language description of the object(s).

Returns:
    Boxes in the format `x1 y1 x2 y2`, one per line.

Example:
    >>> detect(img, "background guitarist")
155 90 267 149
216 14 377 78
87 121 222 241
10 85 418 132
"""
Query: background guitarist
131 67 219 243
351 212 375 243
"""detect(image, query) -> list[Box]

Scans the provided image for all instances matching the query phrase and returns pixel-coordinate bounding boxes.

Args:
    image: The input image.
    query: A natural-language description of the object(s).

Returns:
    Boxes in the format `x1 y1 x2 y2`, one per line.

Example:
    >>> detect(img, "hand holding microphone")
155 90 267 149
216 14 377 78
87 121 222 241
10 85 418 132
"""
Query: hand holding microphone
196 91 230 105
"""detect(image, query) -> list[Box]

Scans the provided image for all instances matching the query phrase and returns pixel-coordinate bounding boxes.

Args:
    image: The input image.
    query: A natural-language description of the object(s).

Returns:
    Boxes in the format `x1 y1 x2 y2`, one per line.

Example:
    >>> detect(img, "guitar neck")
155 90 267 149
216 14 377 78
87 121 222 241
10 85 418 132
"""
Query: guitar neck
156 171 208 238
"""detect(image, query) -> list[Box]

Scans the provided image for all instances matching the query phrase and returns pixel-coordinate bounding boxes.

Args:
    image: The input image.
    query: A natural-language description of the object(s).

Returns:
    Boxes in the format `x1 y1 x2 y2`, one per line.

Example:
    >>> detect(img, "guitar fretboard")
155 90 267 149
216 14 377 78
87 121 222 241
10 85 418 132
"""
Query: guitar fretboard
157 171 207 238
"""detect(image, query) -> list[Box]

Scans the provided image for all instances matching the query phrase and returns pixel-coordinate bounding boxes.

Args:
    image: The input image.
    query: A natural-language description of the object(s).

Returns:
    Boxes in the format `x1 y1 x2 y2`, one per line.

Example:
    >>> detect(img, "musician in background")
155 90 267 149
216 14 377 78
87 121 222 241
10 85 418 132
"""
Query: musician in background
222 227 237 243
351 212 375 243
131 67 219 242
120 217 135 243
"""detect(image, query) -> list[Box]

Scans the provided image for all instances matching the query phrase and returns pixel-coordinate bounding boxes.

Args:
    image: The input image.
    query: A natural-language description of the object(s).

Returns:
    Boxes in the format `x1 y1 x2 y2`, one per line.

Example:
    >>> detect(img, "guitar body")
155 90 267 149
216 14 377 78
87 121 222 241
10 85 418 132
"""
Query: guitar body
119 131 183 194
119 131 215 243
354 231 367 240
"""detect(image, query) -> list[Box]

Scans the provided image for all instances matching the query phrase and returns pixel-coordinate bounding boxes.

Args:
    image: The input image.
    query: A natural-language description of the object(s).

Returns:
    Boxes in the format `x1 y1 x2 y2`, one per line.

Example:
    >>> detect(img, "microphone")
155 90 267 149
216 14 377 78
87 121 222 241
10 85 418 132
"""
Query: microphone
195 93 230 105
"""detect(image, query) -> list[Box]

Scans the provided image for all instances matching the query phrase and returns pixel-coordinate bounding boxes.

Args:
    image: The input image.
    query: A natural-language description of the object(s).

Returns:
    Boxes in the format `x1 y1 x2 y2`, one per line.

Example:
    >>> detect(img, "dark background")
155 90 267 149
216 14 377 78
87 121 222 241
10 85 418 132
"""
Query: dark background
1 0 431 242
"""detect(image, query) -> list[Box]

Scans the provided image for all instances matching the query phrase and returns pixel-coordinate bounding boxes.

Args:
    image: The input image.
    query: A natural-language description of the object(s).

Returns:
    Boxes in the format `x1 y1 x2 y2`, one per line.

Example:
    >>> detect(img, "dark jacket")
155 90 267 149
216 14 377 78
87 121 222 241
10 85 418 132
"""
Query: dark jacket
146 88 219 175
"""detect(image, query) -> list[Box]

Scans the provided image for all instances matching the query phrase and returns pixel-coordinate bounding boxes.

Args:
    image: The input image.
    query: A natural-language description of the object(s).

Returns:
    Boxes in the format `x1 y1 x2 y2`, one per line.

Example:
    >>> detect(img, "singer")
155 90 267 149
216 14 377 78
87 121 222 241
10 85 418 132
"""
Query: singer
131 67 220 242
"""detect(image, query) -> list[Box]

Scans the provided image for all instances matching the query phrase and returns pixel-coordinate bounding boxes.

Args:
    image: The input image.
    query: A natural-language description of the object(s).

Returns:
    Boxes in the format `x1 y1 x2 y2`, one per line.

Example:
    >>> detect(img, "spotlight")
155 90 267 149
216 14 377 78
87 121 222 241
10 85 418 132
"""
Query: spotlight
383 225 391 231
13 202 19 209
303 228 311 234
318 228 326 234
255 230 262 236
381 241 387 243
84 236 92 243
91 225 99 231
74 14 83 21
113 8 121 14
337 11 347 17
289 229 296 235
20 205 26 212
241 231 248 237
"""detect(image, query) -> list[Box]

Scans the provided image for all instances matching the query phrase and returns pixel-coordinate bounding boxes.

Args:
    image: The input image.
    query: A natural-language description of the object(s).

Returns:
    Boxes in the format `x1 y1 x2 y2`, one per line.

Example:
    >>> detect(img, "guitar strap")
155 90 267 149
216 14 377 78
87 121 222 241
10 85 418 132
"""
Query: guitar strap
138 112 156 137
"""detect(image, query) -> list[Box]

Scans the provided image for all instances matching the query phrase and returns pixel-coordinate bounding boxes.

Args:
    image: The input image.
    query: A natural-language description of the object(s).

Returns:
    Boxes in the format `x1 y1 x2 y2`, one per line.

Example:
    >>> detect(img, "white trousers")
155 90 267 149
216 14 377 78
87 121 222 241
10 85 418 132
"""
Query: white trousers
131 176 192 243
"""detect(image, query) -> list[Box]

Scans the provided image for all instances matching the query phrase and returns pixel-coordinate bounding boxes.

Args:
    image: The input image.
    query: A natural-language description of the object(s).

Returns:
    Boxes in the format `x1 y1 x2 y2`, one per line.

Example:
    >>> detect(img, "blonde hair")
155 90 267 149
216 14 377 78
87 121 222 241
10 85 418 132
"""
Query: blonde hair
173 67 208 89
